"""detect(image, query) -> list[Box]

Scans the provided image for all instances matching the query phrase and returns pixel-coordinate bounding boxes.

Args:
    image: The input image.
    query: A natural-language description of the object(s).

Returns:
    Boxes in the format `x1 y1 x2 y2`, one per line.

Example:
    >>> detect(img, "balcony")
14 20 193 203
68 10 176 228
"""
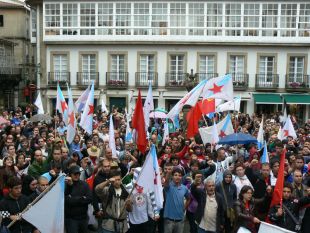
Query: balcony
0 67 22 87
232 73 249 90
135 72 158 88
197 73 219 82
77 72 99 88
106 72 128 89
48 72 70 87
165 73 187 88
255 74 279 90
285 74 310 92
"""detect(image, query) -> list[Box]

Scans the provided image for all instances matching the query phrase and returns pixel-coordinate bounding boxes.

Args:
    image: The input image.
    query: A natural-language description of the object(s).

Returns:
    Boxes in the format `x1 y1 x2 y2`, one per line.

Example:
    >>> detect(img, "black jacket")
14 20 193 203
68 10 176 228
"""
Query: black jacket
191 183 224 232
65 180 92 220
0 194 33 233
92 171 110 213
215 181 237 211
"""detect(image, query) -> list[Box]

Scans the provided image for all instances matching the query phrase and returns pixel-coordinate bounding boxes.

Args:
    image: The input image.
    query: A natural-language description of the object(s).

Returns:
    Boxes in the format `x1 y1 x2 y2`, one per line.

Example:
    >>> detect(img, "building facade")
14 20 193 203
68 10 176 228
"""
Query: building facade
0 0 36 109
27 0 310 120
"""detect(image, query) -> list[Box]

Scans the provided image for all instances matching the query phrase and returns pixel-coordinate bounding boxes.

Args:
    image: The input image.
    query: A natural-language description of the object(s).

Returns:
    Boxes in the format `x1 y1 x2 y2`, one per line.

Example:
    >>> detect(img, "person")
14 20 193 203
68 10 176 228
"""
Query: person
163 168 190 233
0 177 34 233
65 165 92 233
234 185 271 233
95 170 132 233
0 156 17 198
191 177 224 233
29 176 49 202
28 149 49 179
21 175 37 197
233 164 253 197
215 170 237 233
292 170 307 199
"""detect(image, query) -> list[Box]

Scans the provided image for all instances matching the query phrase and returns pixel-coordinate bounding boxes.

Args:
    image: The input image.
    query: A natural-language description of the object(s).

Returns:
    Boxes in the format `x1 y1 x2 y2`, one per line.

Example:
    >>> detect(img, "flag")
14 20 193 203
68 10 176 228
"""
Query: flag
136 145 164 209
75 86 90 112
125 109 132 142
187 102 202 138
257 116 264 150
22 176 65 233
279 98 287 125
199 114 234 144
56 83 68 124
132 90 147 153
260 141 269 163
66 85 76 144
79 82 94 134
162 119 169 146
202 74 234 101
167 79 208 120
282 116 297 139
216 96 241 112
101 99 108 113
173 115 180 129
269 149 286 211
211 121 219 144
277 126 283 140
259 221 295 233
143 83 154 130
109 115 117 158
197 99 215 115
34 91 44 114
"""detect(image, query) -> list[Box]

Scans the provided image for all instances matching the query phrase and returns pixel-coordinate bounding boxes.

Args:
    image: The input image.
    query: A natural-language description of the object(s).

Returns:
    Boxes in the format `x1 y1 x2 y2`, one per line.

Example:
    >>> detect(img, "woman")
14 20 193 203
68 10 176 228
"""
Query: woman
234 185 271 233
0 156 17 198
15 152 30 178
22 175 37 197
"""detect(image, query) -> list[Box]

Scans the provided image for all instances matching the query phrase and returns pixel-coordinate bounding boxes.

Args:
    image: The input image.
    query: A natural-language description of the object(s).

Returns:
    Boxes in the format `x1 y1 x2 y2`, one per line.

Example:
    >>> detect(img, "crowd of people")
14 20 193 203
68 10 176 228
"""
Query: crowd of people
0 106 309 233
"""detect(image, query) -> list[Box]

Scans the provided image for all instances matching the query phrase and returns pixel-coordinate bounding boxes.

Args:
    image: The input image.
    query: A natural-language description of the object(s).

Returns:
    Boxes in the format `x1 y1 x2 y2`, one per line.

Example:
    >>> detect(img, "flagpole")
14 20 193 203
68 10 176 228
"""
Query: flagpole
7 174 65 229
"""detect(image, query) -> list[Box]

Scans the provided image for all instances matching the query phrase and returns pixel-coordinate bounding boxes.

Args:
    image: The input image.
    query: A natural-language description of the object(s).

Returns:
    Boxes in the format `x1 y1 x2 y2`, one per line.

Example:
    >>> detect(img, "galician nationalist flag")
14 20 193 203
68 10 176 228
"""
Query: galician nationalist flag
216 96 241 112
66 84 76 144
22 176 65 233
162 119 169 146
260 141 269 164
211 121 219 145
282 115 297 139
56 83 68 125
125 108 133 142
202 74 234 101
34 91 44 114
75 86 90 112
258 221 295 233
109 115 117 158
257 116 264 150
143 82 154 130
101 98 108 113
79 82 94 134
136 144 164 209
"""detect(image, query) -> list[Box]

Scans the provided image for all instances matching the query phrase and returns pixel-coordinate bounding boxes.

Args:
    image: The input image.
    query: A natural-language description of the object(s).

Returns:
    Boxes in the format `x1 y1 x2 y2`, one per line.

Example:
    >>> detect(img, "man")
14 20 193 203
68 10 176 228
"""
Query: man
95 170 132 233
163 168 190 233
57 121 67 136
191 177 224 233
233 164 253 196
29 176 49 202
28 149 49 179
42 160 62 183
0 177 34 233
65 165 92 233
292 170 307 199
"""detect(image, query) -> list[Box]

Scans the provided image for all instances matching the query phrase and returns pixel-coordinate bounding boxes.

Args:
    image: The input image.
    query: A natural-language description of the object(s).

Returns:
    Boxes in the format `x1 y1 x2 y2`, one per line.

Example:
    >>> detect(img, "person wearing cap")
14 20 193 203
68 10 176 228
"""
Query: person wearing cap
65 165 92 233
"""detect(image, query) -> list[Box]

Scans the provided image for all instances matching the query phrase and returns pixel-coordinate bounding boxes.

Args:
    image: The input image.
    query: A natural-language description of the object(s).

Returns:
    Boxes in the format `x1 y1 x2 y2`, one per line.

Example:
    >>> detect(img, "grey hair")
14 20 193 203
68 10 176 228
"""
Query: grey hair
203 176 215 185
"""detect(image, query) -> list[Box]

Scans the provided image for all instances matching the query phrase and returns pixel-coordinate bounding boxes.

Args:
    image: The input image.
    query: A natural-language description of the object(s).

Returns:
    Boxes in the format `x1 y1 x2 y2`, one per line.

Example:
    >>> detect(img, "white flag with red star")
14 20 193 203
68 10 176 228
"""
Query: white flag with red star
66 84 76 144
80 82 94 134
282 115 297 139
202 74 234 101
56 83 68 125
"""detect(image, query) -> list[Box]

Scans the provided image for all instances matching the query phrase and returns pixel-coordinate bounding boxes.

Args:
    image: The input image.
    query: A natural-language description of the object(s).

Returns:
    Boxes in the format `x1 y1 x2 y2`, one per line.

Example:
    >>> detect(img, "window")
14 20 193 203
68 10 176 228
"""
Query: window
229 55 245 74
262 4 278 37
288 57 305 82
110 55 126 81
45 3 60 35
81 54 96 83
139 54 155 84
169 55 185 83
116 3 131 35
134 3 149 35
199 55 215 80
225 3 241 36
259 56 276 82
206 3 223 36
188 3 204 35
280 4 297 37
63 3 78 35
244 4 260 36
31 10 36 38
53 54 68 81
152 3 168 35
298 4 310 37
0 15 3 27
80 3 95 35
98 3 113 35
170 3 186 35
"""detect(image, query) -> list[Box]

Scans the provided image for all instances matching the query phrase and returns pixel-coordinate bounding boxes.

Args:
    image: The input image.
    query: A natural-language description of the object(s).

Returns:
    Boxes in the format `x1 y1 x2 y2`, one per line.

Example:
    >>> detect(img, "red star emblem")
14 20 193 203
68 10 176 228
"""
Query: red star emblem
219 130 226 138
283 129 289 137
88 105 94 115
208 83 223 94
61 101 68 112
68 112 75 126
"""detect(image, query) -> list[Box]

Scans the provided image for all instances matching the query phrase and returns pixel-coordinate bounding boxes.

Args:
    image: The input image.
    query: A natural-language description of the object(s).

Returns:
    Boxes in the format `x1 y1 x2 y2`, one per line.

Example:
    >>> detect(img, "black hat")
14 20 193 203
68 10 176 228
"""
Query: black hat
68 165 80 174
